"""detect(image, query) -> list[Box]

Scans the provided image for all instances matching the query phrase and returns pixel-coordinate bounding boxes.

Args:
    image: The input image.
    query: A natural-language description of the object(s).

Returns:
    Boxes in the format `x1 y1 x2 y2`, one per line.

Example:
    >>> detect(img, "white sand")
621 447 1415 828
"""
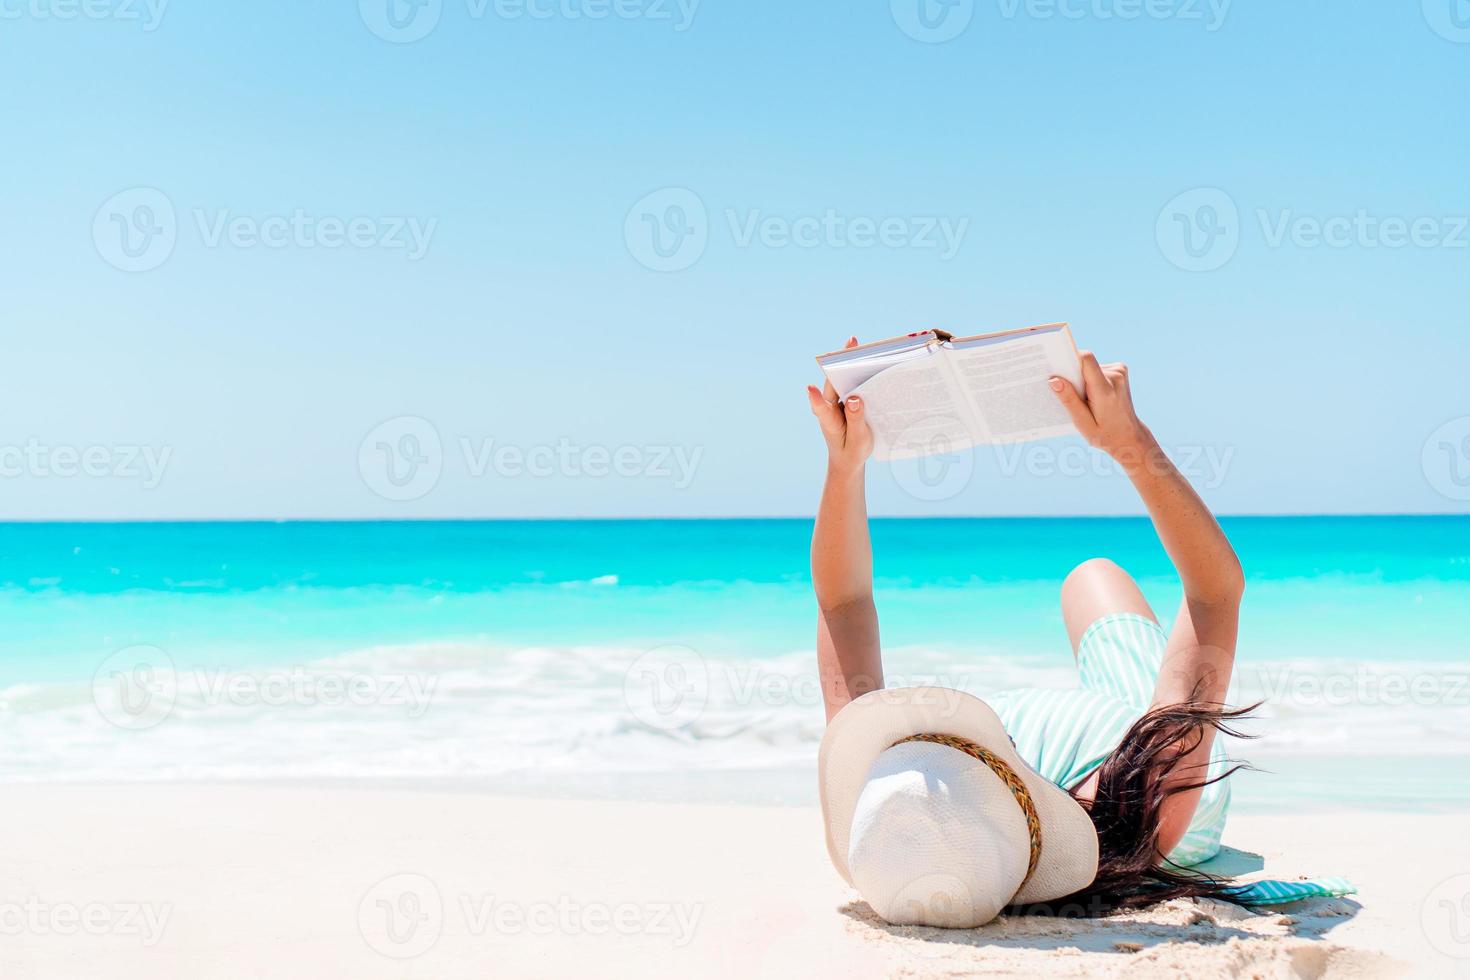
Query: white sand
1 785 1464 978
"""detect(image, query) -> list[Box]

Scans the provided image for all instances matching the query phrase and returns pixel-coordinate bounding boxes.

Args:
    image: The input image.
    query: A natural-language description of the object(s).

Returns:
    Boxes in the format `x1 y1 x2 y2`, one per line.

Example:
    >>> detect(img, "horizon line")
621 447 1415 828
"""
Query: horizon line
0 513 1465 524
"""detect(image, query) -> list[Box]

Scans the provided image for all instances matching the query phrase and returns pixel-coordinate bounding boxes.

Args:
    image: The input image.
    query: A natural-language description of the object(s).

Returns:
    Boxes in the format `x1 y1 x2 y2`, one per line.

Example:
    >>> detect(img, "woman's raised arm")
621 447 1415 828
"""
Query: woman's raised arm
1052 352 1244 856
807 338 883 721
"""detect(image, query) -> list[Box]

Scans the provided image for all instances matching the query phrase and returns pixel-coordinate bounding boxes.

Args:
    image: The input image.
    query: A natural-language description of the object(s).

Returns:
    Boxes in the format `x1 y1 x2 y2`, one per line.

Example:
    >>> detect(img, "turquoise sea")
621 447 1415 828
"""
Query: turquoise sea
2 518 1467 809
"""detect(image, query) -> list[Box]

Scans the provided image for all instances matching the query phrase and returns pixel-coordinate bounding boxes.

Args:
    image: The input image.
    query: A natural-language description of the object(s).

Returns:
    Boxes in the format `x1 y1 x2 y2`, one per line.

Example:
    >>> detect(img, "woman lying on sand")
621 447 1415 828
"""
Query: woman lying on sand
805 342 1350 927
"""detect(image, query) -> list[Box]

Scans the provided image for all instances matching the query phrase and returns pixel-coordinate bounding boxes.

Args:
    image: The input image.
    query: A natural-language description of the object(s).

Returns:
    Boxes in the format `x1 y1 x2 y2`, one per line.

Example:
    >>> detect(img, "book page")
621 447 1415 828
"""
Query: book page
848 352 979 461
946 326 1082 445
817 333 939 398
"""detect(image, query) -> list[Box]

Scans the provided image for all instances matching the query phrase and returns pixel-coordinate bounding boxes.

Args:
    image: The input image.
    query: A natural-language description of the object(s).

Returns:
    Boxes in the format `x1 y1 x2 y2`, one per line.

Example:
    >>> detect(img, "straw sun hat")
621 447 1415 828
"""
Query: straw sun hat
818 687 1100 928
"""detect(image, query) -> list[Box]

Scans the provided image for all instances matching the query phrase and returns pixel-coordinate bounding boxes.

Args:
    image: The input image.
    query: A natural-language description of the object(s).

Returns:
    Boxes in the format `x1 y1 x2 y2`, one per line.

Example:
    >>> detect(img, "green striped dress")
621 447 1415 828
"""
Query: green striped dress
989 612 1353 906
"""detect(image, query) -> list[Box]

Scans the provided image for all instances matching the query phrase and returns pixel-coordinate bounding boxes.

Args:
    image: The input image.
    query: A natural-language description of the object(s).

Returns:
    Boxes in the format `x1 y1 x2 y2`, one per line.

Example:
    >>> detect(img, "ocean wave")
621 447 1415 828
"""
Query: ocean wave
0 642 1465 785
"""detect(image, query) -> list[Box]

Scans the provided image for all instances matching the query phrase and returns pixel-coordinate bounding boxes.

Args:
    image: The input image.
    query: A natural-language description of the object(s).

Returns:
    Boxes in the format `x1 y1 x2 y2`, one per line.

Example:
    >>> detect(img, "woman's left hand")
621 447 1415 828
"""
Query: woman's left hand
1050 351 1154 464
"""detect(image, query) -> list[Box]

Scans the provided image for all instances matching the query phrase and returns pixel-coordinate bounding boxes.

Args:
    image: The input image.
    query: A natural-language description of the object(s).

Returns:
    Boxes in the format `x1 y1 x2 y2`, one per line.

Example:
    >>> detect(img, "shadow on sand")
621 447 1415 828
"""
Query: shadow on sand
837 848 1364 961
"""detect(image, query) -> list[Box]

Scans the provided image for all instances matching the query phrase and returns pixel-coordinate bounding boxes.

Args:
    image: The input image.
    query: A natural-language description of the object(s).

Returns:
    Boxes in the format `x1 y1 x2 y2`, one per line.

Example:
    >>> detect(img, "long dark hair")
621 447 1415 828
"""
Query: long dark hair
1018 693 1260 917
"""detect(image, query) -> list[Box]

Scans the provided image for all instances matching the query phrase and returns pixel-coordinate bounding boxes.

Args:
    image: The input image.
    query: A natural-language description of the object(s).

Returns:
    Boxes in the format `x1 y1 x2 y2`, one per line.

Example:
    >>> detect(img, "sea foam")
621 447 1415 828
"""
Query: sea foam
1 640 1464 790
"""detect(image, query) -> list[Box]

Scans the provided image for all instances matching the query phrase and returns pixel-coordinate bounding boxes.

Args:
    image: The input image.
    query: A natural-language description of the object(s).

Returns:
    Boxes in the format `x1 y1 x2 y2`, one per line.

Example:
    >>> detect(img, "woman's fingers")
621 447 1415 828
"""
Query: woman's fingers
845 397 874 452
1078 350 1111 400
807 384 845 438
1103 361 1130 393
1049 376 1099 442
843 394 863 445
807 384 834 416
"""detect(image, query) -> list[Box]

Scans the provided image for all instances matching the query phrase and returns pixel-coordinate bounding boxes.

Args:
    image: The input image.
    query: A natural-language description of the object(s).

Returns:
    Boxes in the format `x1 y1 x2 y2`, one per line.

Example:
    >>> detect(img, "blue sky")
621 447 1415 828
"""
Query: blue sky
3 1 1468 518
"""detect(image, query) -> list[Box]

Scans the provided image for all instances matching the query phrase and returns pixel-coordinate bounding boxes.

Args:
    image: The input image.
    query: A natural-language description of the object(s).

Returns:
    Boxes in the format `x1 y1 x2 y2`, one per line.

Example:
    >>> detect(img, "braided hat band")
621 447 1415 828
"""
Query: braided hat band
892 733 1042 886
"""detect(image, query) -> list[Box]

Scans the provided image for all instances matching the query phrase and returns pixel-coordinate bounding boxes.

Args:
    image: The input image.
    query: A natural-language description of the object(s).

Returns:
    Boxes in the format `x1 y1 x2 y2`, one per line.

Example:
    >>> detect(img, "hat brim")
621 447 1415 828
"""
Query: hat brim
818 686 1099 906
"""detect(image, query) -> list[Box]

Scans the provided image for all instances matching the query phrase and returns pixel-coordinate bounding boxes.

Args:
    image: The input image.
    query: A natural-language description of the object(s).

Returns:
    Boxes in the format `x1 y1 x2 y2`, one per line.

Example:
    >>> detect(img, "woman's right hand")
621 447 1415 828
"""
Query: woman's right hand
807 337 874 475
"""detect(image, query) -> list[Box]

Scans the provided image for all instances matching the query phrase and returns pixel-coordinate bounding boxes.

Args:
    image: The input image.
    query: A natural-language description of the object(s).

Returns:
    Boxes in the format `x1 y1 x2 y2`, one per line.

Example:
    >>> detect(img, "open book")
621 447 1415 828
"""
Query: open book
816 323 1083 461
